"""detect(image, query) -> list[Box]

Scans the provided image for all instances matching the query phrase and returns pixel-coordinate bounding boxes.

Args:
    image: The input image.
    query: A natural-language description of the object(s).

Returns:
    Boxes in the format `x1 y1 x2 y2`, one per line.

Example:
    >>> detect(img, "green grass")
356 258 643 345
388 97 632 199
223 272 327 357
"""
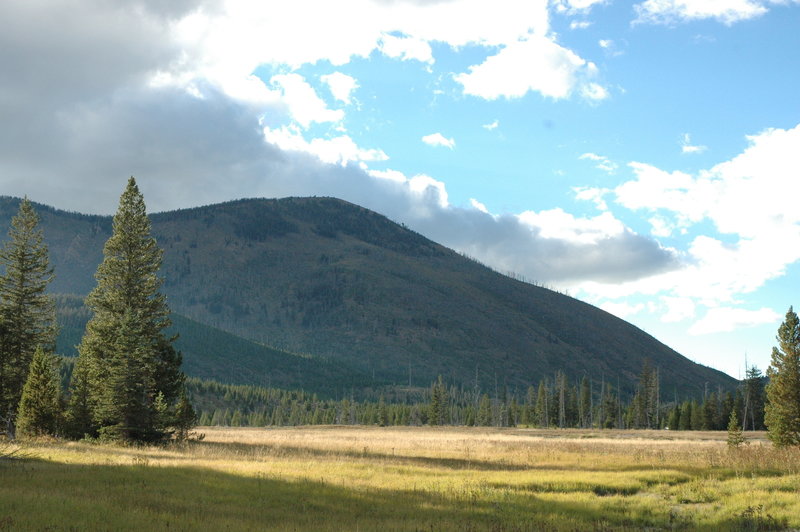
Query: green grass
2 427 799 531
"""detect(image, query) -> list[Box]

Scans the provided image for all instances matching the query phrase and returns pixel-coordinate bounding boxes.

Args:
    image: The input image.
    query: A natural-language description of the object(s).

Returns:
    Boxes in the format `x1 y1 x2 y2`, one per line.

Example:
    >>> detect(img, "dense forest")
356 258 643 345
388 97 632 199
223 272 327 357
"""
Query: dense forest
185 362 768 432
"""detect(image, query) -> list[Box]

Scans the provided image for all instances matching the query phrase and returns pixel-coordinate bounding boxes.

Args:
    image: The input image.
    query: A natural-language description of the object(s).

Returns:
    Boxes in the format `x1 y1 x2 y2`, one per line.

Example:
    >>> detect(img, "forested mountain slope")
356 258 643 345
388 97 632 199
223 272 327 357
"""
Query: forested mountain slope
0 196 736 397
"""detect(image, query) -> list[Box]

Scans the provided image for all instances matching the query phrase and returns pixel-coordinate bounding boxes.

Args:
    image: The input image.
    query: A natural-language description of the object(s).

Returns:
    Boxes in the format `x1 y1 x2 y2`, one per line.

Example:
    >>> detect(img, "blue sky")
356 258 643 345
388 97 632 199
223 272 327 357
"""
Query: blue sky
1 0 800 378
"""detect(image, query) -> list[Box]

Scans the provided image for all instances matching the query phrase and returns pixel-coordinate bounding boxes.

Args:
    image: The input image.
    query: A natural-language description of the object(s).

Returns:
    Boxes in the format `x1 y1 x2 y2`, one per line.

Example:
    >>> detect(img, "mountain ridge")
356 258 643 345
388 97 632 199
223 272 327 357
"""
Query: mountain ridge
0 195 736 397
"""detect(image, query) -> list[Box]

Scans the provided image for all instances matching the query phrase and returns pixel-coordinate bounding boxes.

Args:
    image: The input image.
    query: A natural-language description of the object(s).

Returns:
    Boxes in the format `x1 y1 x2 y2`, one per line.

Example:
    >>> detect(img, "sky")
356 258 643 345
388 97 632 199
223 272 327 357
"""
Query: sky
1 0 799 379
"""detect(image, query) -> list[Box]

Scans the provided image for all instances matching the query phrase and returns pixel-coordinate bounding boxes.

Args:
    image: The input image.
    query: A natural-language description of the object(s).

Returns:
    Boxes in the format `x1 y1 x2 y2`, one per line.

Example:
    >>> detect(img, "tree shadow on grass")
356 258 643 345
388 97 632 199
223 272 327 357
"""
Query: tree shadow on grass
0 456 702 532
192 439 530 471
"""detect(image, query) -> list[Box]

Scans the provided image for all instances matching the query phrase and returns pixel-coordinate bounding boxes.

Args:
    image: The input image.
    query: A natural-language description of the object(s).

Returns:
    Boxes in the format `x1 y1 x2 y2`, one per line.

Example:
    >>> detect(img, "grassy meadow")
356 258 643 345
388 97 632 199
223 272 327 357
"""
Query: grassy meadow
2 426 800 531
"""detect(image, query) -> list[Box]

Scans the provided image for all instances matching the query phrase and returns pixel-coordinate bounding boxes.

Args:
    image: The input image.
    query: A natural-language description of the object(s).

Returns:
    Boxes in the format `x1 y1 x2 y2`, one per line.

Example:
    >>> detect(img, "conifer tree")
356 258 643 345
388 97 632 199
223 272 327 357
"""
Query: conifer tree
535 380 549 427
476 394 492 426
16 347 62 438
727 408 745 448
0 198 56 439
743 365 765 431
64 361 93 438
377 394 389 427
579 375 591 428
765 307 800 447
70 177 187 442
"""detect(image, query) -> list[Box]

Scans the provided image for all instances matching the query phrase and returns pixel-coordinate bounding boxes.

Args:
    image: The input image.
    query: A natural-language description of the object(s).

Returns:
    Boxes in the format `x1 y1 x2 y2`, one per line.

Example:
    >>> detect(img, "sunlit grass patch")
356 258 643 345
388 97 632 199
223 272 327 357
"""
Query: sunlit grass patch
2 427 800 531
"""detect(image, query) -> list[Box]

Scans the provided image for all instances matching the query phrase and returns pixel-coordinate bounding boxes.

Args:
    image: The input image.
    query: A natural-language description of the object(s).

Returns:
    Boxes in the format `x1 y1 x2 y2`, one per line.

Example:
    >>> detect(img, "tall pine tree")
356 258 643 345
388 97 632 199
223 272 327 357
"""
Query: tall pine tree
765 307 800 447
0 198 56 439
16 346 62 438
69 177 185 442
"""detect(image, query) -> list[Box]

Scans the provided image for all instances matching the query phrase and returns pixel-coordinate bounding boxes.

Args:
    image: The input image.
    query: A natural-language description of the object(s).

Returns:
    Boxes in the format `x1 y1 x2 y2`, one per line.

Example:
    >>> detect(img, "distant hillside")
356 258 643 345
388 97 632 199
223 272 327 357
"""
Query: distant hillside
54 294 368 397
0 196 736 398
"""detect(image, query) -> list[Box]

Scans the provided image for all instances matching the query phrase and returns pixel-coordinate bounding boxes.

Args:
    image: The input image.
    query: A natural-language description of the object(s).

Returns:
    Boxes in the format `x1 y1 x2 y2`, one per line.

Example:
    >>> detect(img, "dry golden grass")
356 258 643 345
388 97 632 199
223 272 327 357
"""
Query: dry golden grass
2 426 799 531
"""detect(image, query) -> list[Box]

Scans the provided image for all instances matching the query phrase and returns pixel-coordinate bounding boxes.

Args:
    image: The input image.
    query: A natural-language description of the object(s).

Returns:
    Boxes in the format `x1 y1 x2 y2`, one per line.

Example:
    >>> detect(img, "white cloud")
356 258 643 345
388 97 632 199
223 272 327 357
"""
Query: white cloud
455 35 607 101
580 152 618 173
581 83 610 101
470 198 490 213
482 120 499 131
680 133 707 154
553 0 608 14
573 186 610 211
660 296 696 322
574 123 800 333
689 307 781 335
263 126 388 166
270 73 344 128
321 72 359 104
620 124 800 239
168 0 552 103
600 301 646 319
379 33 433 63
517 209 626 245
647 215 678 237
634 0 769 25
154 0 608 112
570 20 593 29
599 39 613 48
422 132 456 149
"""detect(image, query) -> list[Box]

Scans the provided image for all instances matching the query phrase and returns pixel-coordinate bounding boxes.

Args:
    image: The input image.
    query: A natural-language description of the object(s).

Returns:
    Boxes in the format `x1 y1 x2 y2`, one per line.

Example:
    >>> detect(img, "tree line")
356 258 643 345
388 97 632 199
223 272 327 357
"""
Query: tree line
0 179 194 443
185 361 771 434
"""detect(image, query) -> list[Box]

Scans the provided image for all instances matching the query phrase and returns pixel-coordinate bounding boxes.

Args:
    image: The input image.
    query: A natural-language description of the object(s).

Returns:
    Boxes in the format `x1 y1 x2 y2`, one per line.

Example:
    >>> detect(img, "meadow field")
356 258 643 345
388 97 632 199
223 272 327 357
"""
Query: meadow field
2 426 799 531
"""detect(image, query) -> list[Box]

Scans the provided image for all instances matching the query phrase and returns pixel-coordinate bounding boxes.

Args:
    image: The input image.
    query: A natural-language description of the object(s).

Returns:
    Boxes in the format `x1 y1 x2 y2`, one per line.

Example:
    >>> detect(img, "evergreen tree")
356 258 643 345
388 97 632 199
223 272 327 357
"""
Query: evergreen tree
630 361 658 429
727 408 745 448
579 376 591 428
535 380 549 427
0 198 56 439
476 394 492 426
377 394 389 427
428 375 448 426
743 365 766 431
689 400 703 430
765 307 800 447
678 401 692 430
65 361 93 438
599 383 617 429
70 178 186 442
16 347 62 438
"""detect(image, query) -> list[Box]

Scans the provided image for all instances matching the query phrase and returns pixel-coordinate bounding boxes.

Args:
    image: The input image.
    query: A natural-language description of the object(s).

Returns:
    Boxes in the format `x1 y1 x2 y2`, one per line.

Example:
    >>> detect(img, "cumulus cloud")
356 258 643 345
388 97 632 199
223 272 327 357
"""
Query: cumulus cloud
166 0 553 104
264 126 388 166
482 120 499 131
0 0 679 292
575 124 800 328
680 133 707 154
321 72 359 104
580 153 618 174
422 133 456 149
689 307 781 335
553 0 608 14
455 35 606 100
270 73 344 128
379 33 433 63
573 186 610 211
660 296 696 322
633 0 772 25
600 301 645 319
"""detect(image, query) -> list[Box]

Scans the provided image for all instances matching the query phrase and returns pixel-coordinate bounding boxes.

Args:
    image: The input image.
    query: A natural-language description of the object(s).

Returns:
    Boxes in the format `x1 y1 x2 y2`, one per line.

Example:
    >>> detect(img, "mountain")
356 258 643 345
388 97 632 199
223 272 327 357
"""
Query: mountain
54 295 368 397
0 196 736 397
